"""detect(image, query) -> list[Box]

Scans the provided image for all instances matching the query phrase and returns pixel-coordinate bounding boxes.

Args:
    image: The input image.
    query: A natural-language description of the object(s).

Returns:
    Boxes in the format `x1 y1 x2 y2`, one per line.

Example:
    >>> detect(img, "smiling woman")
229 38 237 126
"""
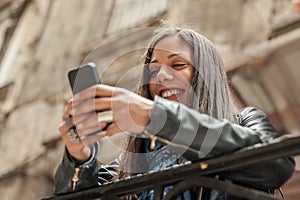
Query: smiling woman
54 26 295 199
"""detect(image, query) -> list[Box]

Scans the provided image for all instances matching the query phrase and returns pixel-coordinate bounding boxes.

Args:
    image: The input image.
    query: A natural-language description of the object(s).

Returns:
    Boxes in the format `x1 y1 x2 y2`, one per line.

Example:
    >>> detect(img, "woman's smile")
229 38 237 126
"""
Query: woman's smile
159 87 185 101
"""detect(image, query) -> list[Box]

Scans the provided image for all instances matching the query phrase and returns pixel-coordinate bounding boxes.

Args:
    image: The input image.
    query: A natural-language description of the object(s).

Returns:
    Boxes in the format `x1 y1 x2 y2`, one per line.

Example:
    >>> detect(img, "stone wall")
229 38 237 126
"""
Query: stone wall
0 1 120 199
0 0 298 199
168 0 299 66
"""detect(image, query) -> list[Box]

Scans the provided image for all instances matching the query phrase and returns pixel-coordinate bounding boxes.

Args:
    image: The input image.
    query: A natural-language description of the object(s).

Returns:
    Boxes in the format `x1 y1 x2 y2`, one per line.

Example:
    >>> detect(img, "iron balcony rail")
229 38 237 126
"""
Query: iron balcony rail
42 134 300 200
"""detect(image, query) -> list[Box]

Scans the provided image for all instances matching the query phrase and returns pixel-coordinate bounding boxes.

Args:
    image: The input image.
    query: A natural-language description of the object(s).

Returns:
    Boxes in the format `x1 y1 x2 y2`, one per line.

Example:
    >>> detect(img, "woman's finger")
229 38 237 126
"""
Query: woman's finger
73 84 115 102
62 99 73 120
58 121 82 146
72 97 112 115
80 131 106 147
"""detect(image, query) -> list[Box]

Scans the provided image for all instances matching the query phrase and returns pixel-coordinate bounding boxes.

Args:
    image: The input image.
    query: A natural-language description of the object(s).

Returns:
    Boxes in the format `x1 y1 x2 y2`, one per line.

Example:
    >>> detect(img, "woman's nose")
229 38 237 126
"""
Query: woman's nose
156 65 174 83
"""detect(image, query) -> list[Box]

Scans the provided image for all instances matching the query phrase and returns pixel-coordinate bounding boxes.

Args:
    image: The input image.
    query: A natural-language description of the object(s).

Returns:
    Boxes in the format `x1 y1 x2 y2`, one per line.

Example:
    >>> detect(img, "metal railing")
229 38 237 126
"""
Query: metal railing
42 134 300 200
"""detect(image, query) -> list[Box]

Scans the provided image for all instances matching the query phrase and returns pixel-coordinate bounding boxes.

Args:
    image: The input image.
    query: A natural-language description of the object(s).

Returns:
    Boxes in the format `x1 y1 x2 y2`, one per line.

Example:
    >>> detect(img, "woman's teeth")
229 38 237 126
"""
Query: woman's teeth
161 89 183 98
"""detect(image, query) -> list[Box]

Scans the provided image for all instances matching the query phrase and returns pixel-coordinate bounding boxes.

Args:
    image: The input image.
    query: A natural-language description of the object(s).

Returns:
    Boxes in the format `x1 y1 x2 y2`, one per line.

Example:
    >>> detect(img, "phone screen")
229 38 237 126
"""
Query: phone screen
68 63 101 95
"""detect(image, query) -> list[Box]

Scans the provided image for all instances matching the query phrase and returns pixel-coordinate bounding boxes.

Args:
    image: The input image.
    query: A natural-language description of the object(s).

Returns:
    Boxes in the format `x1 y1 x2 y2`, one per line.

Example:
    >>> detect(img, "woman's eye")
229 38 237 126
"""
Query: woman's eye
172 63 187 68
149 63 160 77
150 70 159 77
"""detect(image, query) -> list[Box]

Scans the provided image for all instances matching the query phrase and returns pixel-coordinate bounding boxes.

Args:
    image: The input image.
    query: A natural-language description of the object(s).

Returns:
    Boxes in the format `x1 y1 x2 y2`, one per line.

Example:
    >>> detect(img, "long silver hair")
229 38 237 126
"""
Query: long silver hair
117 27 236 183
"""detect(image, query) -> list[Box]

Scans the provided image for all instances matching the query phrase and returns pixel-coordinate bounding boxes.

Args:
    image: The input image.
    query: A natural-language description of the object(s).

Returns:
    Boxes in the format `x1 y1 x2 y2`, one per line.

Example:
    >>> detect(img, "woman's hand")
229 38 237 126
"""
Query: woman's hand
58 84 154 163
58 99 107 164
72 84 154 136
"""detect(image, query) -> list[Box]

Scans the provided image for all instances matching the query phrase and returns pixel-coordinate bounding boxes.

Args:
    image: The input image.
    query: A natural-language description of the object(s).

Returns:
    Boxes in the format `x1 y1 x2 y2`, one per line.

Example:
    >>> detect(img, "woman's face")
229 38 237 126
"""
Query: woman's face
148 36 194 104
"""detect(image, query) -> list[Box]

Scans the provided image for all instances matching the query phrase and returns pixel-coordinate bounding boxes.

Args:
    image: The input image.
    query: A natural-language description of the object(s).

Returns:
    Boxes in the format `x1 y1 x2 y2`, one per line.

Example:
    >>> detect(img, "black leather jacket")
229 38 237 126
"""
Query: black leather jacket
54 97 295 199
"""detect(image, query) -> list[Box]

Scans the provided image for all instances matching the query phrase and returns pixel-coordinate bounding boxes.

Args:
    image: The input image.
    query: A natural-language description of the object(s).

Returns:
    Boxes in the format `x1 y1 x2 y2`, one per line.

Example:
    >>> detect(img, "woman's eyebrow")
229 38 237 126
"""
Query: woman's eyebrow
167 53 186 59
150 53 188 63
150 59 158 63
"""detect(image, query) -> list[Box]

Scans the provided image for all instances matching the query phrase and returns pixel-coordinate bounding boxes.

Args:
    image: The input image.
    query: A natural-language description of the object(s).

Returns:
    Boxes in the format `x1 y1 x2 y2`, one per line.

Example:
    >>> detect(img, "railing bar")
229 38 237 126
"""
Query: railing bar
101 195 120 200
202 176 280 200
153 185 164 200
163 176 280 200
197 138 300 175
41 136 300 200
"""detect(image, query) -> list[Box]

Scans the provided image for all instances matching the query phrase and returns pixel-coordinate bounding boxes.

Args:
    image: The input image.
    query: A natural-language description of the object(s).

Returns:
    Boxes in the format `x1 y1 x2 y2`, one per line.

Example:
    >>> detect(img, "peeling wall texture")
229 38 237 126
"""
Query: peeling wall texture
0 0 299 199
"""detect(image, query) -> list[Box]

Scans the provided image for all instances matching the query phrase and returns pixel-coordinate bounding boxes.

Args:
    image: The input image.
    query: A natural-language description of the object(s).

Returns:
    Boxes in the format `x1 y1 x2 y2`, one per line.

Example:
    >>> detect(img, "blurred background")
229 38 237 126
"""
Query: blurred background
0 0 299 199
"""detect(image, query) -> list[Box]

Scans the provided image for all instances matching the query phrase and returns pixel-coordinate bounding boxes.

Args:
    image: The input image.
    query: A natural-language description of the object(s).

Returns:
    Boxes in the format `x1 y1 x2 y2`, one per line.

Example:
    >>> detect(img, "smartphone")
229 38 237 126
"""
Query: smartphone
68 62 101 95
67 62 112 134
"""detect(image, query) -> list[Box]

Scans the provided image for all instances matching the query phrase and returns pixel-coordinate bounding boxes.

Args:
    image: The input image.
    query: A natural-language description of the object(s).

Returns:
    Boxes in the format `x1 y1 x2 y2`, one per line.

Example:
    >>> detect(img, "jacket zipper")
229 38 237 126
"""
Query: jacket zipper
72 167 80 190
143 130 200 155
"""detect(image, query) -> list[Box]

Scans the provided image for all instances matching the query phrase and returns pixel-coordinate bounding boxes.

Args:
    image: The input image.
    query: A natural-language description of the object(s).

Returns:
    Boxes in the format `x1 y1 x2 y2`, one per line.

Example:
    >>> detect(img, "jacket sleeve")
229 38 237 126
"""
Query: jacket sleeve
54 143 100 194
144 96 295 189
54 143 119 195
